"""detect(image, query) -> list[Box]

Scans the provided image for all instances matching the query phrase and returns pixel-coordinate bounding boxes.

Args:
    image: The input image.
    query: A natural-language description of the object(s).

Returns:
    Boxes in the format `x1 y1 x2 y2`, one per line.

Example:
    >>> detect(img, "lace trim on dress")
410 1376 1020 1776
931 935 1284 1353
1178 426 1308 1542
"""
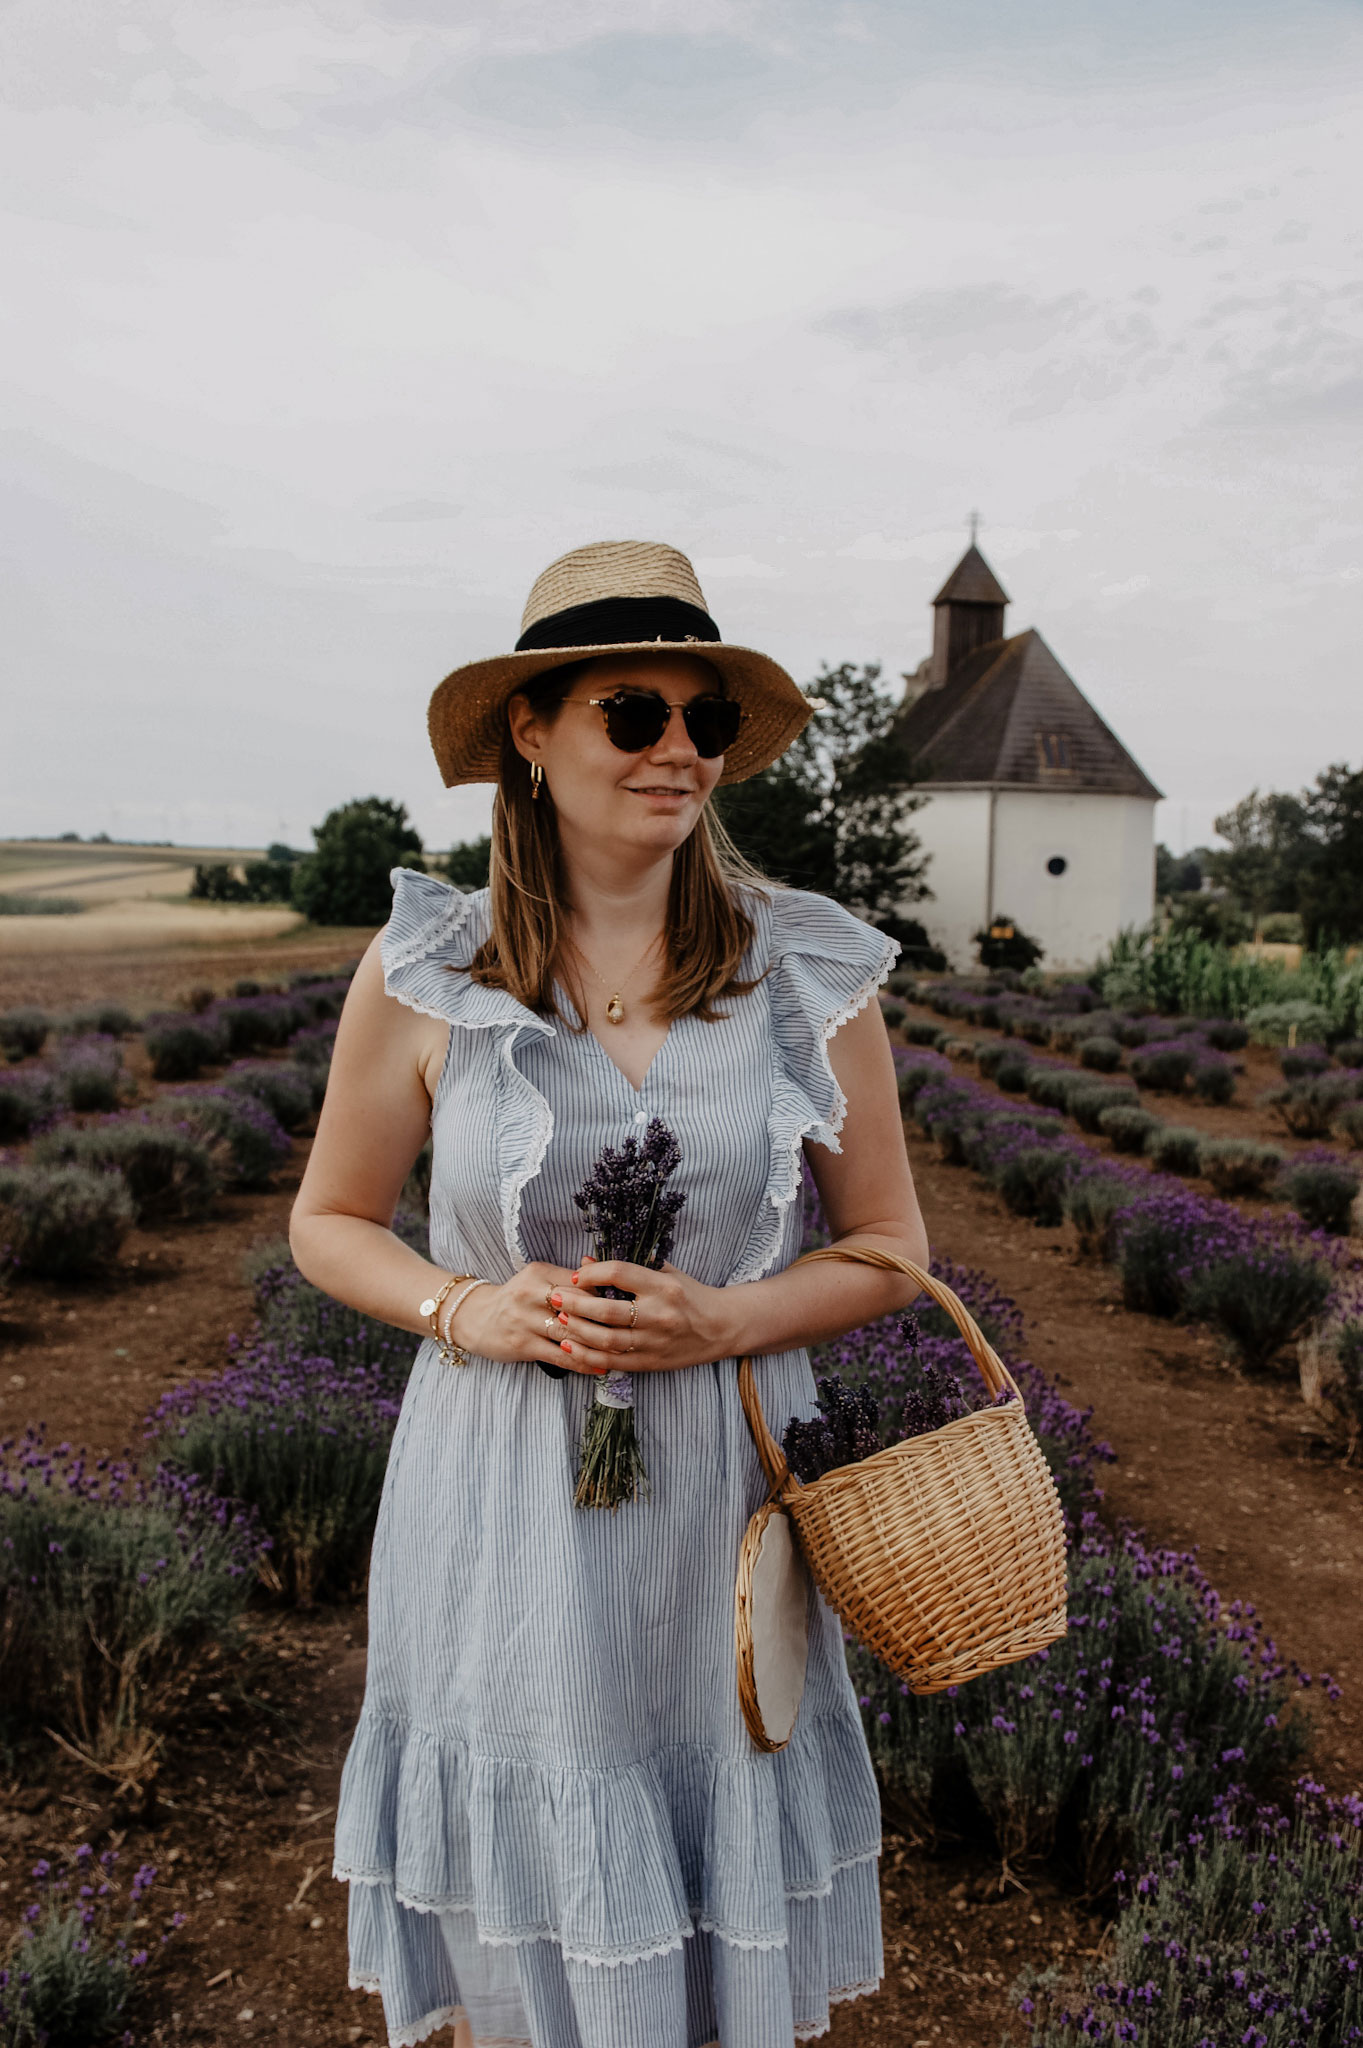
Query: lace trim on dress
727 931 898 1289
384 883 477 973
793 1977 883 2039
335 1866 695 1968
353 1984 531 2048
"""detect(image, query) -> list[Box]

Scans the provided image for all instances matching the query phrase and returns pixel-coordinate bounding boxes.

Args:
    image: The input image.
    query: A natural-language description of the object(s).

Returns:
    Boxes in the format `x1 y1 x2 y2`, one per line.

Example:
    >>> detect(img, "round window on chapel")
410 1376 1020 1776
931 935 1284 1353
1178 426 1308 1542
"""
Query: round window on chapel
1046 856 1068 876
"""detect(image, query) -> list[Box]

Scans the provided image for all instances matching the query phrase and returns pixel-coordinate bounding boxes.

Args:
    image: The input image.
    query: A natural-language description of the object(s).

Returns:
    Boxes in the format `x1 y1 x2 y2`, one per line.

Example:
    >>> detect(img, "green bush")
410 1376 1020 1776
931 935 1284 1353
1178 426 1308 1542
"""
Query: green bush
0 1068 59 1141
894 1059 942 1109
60 1002 135 1038
1335 1102 1363 1150
1078 1034 1122 1072
33 1118 220 1225
1114 1017 1150 1047
1063 1173 1144 1259
0 1005 50 1061
1277 1154 1361 1235
0 1164 134 1281
1190 1057 1236 1104
994 1146 1073 1226
1184 1244 1334 1372
1128 1042 1195 1093
1204 1017 1249 1051
1098 1104 1164 1154
142 1012 226 1081
1335 1037 1363 1068
1246 999 1333 1046
292 797 424 926
1263 1074 1358 1138
974 915 1044 973
1016 1014 1052 1046
903 1018 945 1047
879 997 906 1027
995 1051 1033 1092
1145 1125 1205 1176
54 1035 127 1114
221 1060 314 1132
1069 1083 1136 1134
1198 1136 1285 1196
975 1041 1011 1080
1025 1068 1079 1112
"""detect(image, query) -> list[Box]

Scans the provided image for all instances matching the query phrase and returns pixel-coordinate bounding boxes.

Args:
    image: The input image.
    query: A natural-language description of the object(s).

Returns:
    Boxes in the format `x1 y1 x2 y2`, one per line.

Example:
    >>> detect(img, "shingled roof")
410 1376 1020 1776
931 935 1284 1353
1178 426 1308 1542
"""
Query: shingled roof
932 544 1009 608
890 628 1163 800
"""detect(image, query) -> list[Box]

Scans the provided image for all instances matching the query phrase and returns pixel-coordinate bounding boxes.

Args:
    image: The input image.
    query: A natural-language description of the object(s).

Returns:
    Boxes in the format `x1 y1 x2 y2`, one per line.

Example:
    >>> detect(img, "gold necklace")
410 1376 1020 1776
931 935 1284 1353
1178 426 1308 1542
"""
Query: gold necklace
572 933 660 1026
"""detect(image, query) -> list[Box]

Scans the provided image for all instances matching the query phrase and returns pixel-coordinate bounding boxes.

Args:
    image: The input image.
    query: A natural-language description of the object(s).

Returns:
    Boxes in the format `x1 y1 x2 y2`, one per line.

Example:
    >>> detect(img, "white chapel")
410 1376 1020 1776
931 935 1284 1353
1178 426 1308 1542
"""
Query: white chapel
891 544 1161 973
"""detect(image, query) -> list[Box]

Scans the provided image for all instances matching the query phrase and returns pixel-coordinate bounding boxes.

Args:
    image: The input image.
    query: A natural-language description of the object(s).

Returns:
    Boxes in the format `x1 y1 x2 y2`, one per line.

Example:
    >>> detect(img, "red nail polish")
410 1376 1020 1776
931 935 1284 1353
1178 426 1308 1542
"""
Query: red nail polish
570 1274 580 1287
558 1312 569 1325
562 1342 573 1354
550 1292 562 1307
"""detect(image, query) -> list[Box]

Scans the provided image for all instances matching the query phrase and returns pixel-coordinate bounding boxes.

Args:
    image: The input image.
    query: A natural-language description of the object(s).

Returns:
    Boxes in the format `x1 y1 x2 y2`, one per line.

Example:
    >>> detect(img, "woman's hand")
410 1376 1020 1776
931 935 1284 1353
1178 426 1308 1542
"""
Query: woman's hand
546 1255 730 1374
452 1262 609 1378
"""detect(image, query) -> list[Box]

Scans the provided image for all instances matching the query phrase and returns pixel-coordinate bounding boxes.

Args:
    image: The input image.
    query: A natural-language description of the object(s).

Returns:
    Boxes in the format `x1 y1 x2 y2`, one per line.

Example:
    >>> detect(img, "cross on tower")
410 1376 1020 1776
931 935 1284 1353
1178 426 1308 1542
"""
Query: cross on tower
968 509 981 544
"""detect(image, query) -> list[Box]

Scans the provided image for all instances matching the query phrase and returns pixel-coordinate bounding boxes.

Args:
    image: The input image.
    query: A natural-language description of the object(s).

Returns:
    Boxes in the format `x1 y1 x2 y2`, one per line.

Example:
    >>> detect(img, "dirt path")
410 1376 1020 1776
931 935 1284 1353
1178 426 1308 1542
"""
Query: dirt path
0 930 376 1014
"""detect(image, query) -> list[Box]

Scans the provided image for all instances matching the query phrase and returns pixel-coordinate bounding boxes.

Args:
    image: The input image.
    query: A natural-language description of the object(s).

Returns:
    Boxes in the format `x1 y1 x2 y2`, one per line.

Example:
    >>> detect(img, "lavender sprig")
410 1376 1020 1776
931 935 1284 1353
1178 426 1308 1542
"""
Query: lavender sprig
571 1118 685 1511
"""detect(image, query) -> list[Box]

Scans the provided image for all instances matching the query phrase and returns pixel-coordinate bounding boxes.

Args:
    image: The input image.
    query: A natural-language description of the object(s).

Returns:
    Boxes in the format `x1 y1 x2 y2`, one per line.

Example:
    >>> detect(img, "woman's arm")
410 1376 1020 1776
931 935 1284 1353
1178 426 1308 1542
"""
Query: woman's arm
289 940 596 1377
549 996 927 1370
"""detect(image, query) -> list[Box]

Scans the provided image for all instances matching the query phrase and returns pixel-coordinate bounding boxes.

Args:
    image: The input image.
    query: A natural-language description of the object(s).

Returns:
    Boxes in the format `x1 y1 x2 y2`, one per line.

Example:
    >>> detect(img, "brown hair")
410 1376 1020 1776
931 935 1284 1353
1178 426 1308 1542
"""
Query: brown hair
465 664 767 1023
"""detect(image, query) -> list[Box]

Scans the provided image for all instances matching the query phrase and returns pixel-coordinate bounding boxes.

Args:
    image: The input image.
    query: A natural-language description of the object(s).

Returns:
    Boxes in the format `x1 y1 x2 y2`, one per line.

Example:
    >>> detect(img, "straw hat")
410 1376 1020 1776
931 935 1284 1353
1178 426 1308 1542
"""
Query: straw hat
427 540 812 786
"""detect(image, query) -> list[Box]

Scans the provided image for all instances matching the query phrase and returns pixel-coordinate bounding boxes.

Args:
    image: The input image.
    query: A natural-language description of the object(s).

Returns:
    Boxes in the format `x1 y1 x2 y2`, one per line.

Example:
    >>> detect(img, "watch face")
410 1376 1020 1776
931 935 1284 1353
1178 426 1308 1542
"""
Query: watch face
419 1298 437 1318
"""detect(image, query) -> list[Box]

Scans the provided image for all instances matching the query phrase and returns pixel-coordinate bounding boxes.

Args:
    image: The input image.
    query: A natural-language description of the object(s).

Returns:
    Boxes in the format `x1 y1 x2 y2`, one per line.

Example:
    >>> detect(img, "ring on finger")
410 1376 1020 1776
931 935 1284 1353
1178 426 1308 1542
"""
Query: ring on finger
543 1315 557 1332
627 1300 638 1331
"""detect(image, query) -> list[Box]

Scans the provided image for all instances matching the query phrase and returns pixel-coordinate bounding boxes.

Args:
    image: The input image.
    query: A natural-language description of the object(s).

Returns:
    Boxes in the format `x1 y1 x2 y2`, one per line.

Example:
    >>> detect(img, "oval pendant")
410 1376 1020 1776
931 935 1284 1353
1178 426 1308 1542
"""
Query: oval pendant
606 996 625 1025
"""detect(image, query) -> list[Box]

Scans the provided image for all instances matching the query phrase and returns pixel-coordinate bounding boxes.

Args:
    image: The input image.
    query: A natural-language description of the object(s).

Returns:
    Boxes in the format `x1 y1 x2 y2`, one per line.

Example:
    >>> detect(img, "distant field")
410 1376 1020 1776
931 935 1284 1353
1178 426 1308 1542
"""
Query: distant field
0 840 307 957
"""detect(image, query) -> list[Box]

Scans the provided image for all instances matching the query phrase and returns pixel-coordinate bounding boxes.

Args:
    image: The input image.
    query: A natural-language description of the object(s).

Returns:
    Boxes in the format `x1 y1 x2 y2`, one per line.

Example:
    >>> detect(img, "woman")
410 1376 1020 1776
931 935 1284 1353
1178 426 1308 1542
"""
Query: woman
291 540 929 2048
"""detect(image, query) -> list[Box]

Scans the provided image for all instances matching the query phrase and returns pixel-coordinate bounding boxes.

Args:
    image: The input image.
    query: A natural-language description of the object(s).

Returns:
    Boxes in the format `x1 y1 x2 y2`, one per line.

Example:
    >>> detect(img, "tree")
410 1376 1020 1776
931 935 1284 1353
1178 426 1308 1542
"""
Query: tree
1206 791 1309 934
973 916 1044 973
1155 843 1210 897
443 836 492 891
1296 764 1363 947
716 662 930 929
292 797 424 927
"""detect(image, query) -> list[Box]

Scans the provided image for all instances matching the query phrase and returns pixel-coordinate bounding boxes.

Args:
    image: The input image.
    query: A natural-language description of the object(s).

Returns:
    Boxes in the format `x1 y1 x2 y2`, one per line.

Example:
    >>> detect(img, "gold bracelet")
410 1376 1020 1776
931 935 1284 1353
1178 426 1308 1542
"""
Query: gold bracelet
436 1278 488 1368
419 1273 475 1349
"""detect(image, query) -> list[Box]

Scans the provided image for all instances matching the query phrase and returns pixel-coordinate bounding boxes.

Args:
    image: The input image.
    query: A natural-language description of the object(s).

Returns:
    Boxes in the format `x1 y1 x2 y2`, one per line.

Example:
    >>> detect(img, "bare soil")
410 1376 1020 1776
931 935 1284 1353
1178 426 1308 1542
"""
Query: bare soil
0 992 1358 2047
0 932 378 1016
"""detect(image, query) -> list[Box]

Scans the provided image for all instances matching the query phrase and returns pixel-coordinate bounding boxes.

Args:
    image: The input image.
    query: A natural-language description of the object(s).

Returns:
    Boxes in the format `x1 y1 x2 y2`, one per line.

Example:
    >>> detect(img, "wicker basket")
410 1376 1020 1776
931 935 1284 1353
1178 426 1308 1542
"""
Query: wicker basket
734 1244 1068 1747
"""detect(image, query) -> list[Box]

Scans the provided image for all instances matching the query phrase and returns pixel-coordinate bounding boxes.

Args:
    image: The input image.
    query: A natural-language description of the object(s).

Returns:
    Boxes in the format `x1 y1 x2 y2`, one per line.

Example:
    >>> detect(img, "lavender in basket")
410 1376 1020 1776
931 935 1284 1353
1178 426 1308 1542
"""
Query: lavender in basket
570 1118 685 1511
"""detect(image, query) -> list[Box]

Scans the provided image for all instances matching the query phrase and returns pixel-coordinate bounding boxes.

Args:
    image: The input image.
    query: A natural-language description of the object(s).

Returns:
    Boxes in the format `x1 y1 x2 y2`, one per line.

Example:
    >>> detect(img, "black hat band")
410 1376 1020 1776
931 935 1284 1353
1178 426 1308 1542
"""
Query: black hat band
514 594 721 654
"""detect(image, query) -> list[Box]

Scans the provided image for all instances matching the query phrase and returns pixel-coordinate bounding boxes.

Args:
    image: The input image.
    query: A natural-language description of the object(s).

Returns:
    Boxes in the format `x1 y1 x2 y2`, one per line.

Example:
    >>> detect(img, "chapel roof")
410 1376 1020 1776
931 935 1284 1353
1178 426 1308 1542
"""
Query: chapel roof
890 626 1164 800
932 544 1010 608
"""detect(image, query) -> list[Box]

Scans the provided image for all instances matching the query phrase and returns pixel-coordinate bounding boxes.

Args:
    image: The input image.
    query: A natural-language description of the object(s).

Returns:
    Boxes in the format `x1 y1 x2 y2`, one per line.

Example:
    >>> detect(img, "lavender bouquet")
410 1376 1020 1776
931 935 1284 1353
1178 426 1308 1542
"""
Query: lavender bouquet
571 1117 685 1511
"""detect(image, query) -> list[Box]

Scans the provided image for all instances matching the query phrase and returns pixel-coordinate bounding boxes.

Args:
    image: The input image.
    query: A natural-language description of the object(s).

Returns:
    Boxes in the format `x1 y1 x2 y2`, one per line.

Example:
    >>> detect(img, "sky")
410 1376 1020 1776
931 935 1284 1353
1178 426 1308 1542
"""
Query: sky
2 0 1360 856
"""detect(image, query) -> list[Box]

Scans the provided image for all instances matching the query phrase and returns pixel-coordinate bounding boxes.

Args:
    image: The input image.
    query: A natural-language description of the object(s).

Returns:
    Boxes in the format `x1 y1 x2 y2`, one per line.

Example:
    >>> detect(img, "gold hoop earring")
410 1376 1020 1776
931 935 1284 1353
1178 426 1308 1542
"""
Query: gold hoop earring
530 762 544 801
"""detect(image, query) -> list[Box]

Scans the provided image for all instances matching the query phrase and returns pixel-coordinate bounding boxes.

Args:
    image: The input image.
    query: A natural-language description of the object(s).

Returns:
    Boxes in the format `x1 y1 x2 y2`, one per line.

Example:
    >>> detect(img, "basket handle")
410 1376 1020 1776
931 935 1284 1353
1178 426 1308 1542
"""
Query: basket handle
736 1242 1022 1498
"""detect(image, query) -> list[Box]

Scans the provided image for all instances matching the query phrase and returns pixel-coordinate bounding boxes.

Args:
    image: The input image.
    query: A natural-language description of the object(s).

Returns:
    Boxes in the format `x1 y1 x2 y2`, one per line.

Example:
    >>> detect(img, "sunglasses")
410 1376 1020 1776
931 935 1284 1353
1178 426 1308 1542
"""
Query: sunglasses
569 690 743 759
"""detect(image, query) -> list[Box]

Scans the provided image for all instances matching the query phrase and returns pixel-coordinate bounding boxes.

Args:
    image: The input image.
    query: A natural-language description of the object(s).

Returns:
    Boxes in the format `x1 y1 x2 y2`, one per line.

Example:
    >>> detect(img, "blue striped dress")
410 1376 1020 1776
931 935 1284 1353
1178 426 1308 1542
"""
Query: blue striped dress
333 868 898 2048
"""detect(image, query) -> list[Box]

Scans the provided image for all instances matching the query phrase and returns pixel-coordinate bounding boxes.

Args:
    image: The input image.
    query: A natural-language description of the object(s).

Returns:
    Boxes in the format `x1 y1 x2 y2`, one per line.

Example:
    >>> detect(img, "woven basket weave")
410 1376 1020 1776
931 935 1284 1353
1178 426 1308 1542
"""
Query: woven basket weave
734 1244 1068 1746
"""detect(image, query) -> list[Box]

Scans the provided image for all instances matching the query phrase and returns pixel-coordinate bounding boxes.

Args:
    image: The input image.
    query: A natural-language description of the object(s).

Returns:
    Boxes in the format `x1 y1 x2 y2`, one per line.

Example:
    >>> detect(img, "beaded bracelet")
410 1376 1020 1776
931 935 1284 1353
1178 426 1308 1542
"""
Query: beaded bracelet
435 1278 488 1369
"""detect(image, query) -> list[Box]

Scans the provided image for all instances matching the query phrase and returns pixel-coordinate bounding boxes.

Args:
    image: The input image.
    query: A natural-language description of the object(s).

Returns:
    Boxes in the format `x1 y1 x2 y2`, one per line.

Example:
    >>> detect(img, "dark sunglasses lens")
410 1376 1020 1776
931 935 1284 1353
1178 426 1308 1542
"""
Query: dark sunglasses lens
602 694 670 751
682 698 742 757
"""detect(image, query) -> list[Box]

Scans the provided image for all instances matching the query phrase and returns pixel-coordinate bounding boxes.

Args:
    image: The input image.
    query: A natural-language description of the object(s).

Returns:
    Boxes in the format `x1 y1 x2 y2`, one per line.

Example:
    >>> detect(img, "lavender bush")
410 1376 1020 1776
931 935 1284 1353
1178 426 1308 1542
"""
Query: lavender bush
33 1115 220 1224
1079 1035 1123 1073
1129 1042 1196 1094
246 1222 424 1394
1063 1170 1147 1261
1183 1237 1336 1373
1018 1781 1362 2047
148 1340 400 1606
0 1846 183 2048
1278 1149 1362 1237
221 1059 315 1133
0 1007 50 1062
208 992 306 1057
1198 1136 1285 1197
288 1019 337 1072
147 1086 290 1191
0 1431 260 1761
1337 1103 1363 1151
0 1068 59 1142
58 1002 136 1039
0 1164 135 1285
1070 1084 1136 1134
1264 1073 1359 1139
52 1034 127 1115
852 1517 1314 1891
141 1012 226 1082
1145 1126 1204 1177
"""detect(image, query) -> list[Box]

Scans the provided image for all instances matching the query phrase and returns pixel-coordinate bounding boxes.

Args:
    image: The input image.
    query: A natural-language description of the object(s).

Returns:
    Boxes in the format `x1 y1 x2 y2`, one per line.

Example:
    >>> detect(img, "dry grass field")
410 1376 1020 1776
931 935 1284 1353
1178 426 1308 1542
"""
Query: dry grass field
0 840 308 956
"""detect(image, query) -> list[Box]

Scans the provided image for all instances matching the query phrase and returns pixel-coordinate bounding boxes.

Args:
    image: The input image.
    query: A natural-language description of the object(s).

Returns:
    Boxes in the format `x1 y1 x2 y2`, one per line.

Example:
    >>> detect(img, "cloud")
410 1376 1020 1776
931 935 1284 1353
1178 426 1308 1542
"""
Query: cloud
817 285 1093 368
